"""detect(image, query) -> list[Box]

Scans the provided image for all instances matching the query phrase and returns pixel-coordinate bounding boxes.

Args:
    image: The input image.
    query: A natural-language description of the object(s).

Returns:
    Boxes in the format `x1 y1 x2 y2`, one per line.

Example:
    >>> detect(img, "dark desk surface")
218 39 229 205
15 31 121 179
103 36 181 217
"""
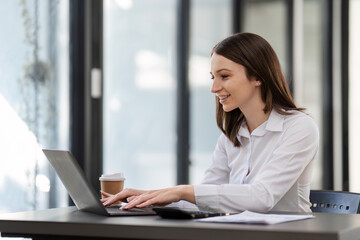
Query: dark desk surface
1 207 360 240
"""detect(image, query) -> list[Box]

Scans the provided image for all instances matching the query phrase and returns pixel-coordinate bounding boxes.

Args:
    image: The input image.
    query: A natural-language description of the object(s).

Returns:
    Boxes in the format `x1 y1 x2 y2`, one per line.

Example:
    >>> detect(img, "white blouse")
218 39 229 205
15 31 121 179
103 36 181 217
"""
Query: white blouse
194 109 319 213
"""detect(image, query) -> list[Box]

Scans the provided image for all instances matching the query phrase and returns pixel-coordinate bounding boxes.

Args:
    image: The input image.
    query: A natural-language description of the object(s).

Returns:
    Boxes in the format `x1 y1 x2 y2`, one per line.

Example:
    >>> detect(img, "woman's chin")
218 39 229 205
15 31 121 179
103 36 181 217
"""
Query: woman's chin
222 105 236 112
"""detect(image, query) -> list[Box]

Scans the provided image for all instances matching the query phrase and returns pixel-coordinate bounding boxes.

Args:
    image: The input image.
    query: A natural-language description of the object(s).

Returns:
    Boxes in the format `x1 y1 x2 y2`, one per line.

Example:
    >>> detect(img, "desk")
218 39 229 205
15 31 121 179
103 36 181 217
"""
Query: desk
1 207 360 240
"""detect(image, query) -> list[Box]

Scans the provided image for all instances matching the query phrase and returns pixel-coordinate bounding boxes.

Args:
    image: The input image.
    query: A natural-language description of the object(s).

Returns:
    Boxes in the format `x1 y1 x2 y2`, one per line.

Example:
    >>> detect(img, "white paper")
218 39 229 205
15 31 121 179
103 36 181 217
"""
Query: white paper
196 210 315 224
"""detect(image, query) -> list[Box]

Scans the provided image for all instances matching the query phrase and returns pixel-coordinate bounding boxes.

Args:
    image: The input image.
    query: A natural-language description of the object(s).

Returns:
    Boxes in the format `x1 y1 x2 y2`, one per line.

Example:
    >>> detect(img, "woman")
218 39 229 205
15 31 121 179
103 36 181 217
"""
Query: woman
102 32 319 213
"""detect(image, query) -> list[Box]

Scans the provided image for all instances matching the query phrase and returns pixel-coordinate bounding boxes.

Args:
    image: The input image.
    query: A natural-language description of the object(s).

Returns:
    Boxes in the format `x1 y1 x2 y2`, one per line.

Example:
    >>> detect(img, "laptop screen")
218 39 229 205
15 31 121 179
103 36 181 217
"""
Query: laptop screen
42 149 108 216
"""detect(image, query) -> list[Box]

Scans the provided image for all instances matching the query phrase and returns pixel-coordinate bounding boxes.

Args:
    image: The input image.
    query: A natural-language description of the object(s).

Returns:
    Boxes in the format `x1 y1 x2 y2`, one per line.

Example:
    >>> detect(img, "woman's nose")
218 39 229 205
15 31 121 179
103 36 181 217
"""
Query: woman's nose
211 78 221 93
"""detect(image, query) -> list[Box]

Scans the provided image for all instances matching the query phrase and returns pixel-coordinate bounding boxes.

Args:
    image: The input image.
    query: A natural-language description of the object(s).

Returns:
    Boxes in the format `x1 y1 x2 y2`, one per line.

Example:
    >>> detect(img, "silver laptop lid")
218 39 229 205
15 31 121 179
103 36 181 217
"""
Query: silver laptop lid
42 149 108 216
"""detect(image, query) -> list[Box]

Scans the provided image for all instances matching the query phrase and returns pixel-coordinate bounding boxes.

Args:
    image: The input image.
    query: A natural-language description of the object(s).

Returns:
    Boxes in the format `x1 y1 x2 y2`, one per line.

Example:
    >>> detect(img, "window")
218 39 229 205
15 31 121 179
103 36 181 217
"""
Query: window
242 0 288 77
103 0 177 189
349 0 360 192
301 0 325 189
0 0 69 213
189 0 232 184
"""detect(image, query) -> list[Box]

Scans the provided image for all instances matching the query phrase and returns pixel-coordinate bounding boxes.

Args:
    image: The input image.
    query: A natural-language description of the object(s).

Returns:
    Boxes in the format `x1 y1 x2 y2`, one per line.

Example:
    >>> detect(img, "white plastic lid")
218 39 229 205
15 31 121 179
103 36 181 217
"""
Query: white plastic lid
99 173 125 181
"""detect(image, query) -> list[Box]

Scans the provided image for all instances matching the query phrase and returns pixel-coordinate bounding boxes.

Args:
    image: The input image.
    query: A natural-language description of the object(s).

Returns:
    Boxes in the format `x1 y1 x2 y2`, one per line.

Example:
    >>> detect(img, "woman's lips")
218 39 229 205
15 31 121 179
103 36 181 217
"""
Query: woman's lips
218 94 230 104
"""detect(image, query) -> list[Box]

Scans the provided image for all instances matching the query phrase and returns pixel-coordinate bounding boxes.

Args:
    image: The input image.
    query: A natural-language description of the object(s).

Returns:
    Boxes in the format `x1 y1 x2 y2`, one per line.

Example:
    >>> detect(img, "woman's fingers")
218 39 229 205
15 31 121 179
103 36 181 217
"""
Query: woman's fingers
101 191 113 197
102 188 145 206
101 187 185 208
122 188 181 209
102 185 194 208
100 191 112 203
136 197 158 208
122 192 156 209
103 193 123 206
126 196 137 202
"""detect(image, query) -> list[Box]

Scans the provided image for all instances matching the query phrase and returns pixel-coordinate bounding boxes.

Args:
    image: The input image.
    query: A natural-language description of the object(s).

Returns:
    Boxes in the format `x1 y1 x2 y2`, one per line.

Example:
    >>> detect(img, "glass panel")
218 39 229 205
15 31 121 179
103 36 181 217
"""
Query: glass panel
349 0 360 192
0 0 70 213
189 0 232 184
302 0 324 189
242 0 288 77
103 0 177 189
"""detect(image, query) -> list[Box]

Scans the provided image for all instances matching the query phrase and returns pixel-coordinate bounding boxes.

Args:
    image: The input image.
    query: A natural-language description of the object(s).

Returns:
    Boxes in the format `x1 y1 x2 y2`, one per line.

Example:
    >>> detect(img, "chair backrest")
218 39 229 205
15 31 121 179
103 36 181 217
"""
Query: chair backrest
310 190 360 214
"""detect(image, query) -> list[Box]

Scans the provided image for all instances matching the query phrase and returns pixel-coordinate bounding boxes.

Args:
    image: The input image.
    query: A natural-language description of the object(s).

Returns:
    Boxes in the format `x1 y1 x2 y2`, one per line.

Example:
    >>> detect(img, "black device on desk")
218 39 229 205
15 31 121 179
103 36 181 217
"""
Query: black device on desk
153 207 232 219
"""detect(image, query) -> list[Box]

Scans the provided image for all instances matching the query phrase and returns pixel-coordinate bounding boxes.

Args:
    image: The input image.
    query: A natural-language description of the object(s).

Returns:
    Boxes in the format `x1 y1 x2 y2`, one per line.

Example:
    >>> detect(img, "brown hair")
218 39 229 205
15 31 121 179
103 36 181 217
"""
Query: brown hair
212 32 303 147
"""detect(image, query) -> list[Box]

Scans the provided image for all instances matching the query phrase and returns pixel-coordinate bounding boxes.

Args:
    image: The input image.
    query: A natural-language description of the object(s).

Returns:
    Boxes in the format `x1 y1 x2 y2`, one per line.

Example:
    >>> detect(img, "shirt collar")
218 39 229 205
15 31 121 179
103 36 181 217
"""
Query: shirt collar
238 120 250 139
238 109 285 141
265 109 285 132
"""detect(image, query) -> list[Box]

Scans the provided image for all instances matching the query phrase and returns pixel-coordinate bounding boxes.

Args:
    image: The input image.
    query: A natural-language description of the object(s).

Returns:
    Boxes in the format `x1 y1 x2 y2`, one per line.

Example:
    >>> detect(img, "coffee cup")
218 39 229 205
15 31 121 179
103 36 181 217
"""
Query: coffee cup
99 173 125 205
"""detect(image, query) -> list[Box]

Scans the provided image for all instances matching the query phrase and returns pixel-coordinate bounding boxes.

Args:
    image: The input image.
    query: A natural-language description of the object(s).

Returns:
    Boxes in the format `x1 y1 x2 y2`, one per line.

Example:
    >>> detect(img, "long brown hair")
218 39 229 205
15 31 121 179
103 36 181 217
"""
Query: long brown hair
213 32 303 147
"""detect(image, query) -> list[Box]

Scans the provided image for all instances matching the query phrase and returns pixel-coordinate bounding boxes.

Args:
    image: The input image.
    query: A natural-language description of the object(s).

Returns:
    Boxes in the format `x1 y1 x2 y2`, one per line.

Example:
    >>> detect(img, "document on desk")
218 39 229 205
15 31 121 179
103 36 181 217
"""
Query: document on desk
196 211 314 225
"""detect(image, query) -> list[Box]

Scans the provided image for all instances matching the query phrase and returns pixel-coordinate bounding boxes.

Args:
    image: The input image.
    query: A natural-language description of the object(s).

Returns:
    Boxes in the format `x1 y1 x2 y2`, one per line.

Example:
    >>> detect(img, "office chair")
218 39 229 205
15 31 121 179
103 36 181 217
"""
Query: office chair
310 190 360 214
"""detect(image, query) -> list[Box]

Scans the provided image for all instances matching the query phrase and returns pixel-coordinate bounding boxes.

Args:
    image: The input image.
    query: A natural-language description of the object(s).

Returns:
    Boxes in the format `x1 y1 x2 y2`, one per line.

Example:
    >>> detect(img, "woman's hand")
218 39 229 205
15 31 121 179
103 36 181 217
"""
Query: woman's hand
121 185 195 209
101 188 146 206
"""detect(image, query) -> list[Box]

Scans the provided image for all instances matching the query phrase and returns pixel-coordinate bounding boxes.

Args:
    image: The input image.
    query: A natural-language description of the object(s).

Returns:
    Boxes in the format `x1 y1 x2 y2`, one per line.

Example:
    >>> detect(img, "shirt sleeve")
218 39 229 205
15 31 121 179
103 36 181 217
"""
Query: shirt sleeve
194 115 319 213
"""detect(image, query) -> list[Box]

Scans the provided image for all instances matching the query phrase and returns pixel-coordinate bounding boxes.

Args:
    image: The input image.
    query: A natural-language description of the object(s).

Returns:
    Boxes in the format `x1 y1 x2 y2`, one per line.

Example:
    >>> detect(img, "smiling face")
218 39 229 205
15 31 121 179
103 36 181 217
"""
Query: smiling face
210 53 262 112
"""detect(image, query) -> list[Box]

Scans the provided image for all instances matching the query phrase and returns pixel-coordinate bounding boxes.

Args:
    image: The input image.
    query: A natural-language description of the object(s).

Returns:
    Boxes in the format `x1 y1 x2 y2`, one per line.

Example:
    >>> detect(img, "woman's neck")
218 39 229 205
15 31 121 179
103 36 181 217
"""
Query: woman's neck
242 104 270 134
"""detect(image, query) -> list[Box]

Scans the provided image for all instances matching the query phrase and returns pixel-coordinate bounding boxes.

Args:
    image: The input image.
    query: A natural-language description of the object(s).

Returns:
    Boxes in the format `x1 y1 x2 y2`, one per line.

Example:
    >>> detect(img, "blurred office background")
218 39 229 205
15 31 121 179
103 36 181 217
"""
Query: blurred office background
0 0 359 213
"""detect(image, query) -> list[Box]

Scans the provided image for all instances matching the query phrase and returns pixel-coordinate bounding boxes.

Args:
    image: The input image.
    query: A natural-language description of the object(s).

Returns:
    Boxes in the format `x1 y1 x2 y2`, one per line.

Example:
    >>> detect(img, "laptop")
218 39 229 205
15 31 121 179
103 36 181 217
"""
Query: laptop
42 149 156 216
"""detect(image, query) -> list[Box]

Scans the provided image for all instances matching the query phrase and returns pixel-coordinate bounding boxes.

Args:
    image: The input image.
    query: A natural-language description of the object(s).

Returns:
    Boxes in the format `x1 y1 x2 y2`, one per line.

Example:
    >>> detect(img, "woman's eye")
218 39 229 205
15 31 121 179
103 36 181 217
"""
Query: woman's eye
210 74 228 80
